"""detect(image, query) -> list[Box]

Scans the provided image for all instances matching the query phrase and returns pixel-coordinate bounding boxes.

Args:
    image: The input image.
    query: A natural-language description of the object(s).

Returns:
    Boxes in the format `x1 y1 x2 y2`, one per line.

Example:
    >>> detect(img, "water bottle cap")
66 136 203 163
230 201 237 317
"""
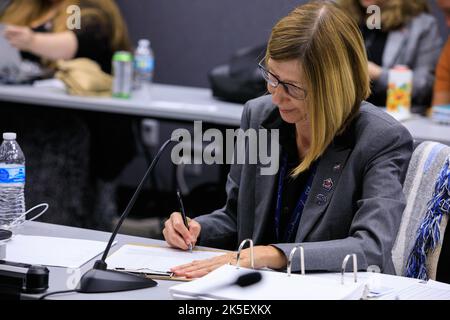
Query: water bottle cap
138 39 150 47
3 132 16 140
113 51 133 62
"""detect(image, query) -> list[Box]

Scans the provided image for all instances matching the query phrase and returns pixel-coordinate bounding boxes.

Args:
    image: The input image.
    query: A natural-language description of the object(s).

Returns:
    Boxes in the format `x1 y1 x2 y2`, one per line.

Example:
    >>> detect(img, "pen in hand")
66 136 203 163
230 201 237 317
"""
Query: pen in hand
176 189 193 253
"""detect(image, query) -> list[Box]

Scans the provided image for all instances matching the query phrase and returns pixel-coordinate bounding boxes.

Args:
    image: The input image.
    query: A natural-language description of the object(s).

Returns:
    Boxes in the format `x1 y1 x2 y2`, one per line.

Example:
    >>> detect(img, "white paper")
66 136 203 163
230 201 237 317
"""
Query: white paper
152 101 218 113
394 283 450 300
290 271 442 300
33 78 67 91
426 279 450 290
355 273 450 300
106 244 226 273
5 235 113 268
170 264 365 300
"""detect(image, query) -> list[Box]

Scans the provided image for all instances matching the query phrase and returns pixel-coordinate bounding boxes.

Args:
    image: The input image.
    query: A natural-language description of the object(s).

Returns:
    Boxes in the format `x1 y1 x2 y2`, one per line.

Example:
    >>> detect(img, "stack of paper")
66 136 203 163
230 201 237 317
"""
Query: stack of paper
169 264 366 300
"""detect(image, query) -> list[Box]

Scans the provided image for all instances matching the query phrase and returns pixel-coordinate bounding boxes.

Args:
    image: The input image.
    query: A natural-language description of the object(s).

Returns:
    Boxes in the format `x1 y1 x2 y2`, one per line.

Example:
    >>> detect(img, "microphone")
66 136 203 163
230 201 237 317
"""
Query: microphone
234 272 262 288
76 135 180 294
186 271 263 299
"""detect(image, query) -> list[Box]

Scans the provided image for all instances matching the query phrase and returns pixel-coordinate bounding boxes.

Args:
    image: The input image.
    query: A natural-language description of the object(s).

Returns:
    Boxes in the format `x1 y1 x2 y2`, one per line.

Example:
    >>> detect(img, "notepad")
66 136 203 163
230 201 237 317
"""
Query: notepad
5 235 113 268
105 244 227 278
169 264 366 300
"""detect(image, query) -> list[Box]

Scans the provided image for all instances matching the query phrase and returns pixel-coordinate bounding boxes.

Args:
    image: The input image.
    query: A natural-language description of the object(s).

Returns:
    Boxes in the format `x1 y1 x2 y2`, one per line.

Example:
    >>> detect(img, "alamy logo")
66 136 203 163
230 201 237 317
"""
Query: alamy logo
170 121 280 176
366 5 381 30
66 5 81 30
66 268 81 290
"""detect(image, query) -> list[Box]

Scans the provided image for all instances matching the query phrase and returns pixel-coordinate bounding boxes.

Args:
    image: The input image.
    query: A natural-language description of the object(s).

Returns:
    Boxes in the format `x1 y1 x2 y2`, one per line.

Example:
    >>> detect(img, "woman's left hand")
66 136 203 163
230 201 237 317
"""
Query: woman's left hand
170 245 287 279
4 25 35 51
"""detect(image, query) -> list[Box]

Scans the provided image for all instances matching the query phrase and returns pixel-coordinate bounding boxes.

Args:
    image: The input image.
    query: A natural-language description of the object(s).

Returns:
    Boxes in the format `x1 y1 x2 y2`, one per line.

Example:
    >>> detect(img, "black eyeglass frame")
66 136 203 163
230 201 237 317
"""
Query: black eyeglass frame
258 63 308 101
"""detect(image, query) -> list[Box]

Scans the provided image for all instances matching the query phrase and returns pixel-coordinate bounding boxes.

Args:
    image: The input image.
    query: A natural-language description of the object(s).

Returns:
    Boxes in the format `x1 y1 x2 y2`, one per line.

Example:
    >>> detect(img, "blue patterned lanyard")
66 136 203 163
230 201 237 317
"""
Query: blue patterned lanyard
274 153 317 242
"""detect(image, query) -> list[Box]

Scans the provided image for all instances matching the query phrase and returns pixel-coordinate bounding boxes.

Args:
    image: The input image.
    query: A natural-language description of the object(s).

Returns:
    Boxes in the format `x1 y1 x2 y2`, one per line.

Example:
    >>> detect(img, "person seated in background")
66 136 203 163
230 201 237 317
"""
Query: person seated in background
1 0 130 74
0 0 135 230
338 0 442 110
433 0 450 107
163 1 413 278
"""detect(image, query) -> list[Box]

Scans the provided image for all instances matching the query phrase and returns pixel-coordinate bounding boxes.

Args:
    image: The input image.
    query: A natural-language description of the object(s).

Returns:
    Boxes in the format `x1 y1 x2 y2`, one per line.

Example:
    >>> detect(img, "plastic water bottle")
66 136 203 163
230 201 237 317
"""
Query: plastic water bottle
0 133 26 230
134 39 155 89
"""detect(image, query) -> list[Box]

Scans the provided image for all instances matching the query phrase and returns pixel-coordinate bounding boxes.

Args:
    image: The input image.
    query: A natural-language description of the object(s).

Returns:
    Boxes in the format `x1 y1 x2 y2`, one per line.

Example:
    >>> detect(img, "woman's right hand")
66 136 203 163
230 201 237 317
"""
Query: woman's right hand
4 25 35 51
163 212 201 250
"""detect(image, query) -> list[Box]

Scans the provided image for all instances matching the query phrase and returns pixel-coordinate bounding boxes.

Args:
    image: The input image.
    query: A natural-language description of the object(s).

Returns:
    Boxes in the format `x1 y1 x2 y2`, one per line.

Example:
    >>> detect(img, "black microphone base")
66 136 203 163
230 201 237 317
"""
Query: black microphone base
76 269 157 293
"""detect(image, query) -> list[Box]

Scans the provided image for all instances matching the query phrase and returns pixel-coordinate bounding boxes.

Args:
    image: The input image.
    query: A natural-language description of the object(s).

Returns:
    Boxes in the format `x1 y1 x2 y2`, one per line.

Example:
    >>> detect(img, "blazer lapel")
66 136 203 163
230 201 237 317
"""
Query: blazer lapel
383 28 409 67
253 125 279 243
295 144 352 242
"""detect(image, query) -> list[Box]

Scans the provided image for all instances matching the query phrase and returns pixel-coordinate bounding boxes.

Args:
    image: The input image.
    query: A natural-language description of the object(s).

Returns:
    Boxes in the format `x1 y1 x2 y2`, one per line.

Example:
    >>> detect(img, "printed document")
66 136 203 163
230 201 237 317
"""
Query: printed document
5 235 113 268
106 244 227 273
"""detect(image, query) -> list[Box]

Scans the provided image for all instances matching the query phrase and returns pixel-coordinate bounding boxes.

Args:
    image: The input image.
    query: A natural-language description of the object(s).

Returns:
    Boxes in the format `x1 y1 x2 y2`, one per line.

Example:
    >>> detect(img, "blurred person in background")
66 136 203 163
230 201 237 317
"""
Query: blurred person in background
433 0 450 106
1 0 130 73
338 0 442 110
0 0 135 230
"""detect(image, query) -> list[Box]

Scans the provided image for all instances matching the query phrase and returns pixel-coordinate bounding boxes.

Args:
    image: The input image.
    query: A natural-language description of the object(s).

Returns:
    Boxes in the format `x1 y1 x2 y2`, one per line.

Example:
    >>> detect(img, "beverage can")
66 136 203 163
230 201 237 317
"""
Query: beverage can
112 51 133 99
386 65 413 115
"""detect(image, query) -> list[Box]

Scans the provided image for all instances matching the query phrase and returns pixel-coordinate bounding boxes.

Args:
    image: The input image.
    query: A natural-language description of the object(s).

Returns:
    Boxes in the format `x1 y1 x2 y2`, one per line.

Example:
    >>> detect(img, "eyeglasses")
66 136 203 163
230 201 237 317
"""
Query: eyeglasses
258 63 307 100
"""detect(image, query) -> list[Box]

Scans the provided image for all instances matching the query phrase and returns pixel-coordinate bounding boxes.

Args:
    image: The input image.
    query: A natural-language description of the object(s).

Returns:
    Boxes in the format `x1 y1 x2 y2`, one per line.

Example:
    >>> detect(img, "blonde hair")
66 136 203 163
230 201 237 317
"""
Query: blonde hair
337 0 429 31
0 0 130 52
266 1 370 176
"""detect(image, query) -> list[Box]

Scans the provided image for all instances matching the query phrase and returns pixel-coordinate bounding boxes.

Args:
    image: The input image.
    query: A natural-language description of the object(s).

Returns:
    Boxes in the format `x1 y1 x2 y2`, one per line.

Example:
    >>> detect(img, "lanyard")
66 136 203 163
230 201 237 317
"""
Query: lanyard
274 153 317 242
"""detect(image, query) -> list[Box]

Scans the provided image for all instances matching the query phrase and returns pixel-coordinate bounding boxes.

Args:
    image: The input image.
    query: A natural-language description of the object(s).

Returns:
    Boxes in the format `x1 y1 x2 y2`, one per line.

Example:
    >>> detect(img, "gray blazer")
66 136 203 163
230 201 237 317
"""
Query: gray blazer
195 95 413 274
373 13 443 107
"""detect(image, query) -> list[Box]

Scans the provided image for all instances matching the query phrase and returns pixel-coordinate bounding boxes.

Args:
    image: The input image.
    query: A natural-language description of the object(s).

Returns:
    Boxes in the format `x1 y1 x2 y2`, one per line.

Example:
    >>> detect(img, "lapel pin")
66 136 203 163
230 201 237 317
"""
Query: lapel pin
316 194 327 206
322 178 333 191
333 163 342 172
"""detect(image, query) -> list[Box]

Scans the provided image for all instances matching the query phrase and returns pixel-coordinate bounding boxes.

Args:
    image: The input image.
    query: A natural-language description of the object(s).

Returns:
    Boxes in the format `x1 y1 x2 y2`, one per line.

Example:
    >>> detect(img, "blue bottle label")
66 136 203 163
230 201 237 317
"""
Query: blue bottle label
135 56 154 73
0 166 25 184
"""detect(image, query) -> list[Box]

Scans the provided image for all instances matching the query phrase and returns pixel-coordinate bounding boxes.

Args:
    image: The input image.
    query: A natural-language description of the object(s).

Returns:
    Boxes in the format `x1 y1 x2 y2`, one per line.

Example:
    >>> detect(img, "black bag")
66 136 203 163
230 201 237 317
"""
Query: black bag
208 44 267 104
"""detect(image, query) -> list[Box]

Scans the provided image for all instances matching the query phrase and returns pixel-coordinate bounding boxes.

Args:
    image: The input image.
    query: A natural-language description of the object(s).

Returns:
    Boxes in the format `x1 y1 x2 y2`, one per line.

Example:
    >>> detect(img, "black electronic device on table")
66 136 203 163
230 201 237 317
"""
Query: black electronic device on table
0 229 49 295
0 260 49 294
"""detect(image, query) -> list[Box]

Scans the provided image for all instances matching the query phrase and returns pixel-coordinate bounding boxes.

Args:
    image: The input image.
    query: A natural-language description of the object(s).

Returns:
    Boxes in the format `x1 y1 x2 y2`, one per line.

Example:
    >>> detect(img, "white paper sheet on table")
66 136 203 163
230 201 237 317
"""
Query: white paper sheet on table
105 244 226 273
5 235 114 268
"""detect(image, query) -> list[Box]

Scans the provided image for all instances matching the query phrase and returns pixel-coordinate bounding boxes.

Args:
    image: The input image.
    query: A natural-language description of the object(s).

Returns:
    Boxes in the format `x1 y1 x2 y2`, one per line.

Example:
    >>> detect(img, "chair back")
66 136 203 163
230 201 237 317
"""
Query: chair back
392 141 450 277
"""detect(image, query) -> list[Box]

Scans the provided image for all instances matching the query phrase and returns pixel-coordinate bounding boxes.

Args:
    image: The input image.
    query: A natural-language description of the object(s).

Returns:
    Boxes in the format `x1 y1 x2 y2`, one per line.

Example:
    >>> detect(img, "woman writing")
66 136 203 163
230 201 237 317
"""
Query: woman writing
163 1 413 277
